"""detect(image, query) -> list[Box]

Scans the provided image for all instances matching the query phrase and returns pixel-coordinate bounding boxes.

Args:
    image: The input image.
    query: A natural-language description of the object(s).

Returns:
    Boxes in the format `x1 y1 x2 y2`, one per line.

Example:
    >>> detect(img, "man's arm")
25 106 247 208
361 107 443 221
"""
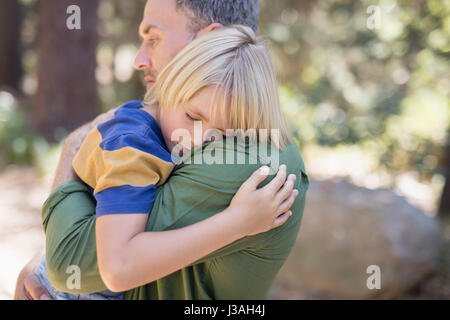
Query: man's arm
14 108 118 299
42 181 108 293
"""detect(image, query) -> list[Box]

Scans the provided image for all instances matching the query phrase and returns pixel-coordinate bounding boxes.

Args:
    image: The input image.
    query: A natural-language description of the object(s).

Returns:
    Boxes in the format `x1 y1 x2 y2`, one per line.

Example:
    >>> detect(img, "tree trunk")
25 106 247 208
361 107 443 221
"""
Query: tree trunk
438 131 450 216
0 0 22 94
34 0 100 142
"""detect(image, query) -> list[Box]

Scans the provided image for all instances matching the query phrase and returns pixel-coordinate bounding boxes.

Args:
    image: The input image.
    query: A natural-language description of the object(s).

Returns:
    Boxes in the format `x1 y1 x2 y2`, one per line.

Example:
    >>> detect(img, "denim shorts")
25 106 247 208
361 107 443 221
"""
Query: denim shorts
34 255 124 300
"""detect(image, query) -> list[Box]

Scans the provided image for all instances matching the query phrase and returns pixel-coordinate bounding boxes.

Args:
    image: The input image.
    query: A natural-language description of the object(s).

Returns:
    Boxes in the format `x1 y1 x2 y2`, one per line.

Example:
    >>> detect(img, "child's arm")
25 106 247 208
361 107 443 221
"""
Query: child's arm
96 164 298 292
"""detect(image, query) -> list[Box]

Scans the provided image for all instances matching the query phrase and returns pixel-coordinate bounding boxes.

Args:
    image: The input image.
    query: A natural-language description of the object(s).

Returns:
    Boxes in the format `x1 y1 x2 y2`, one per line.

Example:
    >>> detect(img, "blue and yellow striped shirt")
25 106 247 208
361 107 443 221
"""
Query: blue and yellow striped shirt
72 101 174 217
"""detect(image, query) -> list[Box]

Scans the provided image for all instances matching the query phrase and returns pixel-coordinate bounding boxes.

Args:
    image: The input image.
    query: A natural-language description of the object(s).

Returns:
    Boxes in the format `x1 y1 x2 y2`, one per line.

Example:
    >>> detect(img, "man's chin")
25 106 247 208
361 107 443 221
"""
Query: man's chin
146 82 155 91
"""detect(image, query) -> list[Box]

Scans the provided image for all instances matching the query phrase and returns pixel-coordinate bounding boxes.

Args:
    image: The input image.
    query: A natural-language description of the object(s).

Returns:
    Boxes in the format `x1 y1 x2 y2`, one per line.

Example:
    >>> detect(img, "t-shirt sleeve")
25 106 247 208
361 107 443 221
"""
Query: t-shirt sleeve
73 129 174 217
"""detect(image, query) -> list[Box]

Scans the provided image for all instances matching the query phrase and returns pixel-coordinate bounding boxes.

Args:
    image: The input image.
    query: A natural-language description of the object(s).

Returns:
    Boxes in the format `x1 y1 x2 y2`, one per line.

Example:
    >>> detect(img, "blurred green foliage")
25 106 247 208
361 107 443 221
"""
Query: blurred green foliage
259 0 449 180
0 92 34 165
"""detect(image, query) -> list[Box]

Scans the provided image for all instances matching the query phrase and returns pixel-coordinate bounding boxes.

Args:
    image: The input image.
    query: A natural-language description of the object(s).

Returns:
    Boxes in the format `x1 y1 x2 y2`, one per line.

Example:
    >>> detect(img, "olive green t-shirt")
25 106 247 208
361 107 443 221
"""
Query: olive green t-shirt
42 139 309 299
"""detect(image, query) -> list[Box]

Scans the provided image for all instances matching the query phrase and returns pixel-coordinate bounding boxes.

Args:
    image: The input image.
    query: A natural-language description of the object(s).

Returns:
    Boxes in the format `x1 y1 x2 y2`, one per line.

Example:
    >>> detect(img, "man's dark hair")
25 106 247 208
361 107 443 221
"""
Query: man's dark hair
175 0 259 34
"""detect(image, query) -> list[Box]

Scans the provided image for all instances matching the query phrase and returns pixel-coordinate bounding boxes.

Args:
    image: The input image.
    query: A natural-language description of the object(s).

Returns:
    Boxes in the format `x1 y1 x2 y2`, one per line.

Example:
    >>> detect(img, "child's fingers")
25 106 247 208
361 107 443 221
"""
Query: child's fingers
270 211 292 230
277 189 299 215
262 164 287 193
275 174 296 204
243 166 271 190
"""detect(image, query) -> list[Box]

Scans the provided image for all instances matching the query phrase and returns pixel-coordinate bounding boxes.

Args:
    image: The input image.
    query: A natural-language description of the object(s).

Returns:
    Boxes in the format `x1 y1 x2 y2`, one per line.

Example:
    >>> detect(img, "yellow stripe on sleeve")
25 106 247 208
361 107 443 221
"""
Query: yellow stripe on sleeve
73 128 174 194
72 128 104 188
95 146 174 193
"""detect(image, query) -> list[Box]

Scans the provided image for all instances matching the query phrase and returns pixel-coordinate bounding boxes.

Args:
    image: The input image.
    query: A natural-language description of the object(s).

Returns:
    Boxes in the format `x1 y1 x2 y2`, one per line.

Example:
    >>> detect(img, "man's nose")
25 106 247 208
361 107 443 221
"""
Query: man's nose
134 46 152 71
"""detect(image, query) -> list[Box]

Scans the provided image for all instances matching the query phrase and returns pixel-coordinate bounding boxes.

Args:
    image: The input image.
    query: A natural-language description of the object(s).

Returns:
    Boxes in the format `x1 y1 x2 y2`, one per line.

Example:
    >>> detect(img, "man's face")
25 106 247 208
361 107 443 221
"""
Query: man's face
135 0 228 155
134 0 194 90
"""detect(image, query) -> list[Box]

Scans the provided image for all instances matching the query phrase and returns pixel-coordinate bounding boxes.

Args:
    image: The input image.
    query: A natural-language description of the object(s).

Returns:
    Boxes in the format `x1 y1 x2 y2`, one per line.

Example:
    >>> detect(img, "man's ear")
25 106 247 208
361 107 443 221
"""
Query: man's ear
195 23 224 38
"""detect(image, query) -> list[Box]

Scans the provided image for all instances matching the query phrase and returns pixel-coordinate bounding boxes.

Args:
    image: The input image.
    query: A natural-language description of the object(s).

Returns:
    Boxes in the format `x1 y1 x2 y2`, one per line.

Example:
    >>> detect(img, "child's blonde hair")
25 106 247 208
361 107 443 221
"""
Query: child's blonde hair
144 25 291 149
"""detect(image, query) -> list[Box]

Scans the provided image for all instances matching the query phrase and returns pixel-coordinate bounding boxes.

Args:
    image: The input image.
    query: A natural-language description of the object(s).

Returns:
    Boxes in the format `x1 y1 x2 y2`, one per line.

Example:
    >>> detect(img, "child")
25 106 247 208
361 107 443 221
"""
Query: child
35 25 298 299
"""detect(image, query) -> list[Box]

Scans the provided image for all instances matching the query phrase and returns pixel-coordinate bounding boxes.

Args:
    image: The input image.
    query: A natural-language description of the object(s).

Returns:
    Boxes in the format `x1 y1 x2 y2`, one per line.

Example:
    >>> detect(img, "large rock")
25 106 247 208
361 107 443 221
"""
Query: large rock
273 178 442 299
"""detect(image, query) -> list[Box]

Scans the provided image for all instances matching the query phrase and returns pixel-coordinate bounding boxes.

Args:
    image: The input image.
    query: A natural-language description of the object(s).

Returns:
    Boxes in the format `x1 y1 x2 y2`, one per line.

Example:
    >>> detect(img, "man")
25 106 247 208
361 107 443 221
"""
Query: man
15 0 309 300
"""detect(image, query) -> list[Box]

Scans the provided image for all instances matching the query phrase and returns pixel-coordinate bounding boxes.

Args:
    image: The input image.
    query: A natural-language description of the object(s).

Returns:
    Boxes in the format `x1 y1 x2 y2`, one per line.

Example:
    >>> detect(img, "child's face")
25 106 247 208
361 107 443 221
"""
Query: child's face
159 86 228 155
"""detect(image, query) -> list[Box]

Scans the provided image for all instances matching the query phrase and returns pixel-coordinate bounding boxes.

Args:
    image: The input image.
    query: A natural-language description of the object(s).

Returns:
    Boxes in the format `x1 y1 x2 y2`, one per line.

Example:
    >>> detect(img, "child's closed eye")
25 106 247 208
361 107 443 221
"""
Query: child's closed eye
185 112 200 121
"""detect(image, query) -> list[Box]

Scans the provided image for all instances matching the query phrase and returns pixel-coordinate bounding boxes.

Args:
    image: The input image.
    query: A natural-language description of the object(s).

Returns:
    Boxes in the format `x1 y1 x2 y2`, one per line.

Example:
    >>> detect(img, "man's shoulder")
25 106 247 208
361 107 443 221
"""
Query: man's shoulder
279 142 306 171
116 100 144 111
173 139 307 186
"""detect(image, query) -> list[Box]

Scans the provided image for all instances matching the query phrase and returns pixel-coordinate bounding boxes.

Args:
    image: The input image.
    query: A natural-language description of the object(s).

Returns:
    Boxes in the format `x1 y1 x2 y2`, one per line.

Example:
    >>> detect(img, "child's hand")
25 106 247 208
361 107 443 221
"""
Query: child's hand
228 164 299 237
